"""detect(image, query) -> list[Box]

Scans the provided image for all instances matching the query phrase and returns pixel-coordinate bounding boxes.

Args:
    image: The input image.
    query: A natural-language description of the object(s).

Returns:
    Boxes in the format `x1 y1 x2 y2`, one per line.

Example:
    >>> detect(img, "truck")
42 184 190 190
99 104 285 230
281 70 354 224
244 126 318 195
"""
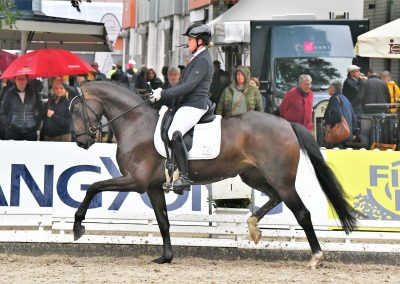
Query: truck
250 20 369 110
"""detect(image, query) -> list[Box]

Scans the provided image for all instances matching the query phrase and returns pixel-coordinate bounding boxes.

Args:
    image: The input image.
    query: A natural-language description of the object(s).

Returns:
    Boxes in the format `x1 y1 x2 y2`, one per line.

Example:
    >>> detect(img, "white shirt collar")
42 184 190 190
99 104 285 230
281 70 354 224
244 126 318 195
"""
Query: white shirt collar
190 47 206 62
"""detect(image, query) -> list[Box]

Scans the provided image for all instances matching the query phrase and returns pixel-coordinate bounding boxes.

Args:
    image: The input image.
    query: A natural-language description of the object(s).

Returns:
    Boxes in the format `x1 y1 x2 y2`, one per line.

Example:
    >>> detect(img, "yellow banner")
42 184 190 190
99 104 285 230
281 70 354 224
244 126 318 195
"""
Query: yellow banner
326 150 400 228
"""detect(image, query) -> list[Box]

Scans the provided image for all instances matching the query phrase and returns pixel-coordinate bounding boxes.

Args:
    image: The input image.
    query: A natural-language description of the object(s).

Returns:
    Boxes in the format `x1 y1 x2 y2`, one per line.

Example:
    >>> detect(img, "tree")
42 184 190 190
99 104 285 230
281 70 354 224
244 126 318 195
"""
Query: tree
70 0 92 12
0 0 91 29
0 0 20 29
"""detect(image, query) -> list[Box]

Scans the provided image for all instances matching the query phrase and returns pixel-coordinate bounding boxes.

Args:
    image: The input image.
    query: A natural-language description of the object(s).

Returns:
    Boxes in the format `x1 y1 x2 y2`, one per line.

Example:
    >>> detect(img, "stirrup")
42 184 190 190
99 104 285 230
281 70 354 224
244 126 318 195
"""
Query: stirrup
163 177 191 195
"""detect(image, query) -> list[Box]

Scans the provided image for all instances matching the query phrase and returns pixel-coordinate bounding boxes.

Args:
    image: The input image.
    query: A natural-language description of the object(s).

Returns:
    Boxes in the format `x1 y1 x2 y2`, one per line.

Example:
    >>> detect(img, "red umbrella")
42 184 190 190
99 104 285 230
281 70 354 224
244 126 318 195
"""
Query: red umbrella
0 50 17 72
0 48 95 79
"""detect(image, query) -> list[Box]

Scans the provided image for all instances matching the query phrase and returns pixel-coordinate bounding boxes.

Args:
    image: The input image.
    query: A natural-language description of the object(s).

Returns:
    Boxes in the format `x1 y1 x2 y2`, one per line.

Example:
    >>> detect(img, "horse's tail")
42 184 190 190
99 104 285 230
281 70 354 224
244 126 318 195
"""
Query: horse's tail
290 123 358 234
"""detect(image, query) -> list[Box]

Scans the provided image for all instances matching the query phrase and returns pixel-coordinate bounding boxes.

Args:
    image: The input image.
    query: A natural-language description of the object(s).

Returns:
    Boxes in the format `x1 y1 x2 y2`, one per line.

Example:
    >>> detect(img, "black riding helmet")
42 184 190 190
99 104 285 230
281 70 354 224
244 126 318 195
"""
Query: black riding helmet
182 23 212 51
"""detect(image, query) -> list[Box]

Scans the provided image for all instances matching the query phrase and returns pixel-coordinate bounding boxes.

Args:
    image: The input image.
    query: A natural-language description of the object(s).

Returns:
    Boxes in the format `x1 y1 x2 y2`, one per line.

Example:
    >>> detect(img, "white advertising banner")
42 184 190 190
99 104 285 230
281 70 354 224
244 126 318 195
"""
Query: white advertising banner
0 141 209 216
0 141 327 224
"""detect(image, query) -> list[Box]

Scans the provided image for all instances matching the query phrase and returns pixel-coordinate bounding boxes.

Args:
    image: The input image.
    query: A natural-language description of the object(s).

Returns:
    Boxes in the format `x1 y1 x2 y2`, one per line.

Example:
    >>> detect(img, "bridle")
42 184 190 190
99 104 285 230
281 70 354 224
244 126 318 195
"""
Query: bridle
69 87 149 139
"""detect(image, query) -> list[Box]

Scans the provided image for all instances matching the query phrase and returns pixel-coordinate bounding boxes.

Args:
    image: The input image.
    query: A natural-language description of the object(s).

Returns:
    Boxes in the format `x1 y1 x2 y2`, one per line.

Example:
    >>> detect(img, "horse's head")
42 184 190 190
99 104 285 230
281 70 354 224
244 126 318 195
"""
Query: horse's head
69 91 104 149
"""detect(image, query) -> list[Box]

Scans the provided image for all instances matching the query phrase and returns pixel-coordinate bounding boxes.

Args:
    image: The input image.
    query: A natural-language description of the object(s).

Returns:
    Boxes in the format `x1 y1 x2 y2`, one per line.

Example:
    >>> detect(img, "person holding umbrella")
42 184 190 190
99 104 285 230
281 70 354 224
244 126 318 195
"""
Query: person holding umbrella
0 74 45 141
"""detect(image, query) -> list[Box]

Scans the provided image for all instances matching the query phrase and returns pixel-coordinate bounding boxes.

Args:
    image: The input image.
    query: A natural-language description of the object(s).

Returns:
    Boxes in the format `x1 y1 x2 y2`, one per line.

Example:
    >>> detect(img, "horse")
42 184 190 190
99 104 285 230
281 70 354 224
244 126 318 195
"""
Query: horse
70 81 357 269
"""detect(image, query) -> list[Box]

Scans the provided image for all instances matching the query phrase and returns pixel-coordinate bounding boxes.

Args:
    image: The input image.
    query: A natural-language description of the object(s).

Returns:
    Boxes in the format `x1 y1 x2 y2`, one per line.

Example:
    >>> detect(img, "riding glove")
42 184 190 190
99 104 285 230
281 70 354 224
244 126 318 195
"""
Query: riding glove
149 88 163 103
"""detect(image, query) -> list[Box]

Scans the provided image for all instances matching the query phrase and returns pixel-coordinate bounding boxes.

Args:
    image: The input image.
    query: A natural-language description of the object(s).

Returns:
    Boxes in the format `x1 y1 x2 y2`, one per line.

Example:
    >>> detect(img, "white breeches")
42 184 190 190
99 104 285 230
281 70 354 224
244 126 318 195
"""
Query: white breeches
168 106 208 140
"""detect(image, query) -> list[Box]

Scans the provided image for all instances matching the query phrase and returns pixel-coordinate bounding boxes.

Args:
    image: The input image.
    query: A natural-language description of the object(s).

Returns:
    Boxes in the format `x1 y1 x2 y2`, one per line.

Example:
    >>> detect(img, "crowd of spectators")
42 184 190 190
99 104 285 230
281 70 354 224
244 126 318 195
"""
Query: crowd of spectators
1 58 399 149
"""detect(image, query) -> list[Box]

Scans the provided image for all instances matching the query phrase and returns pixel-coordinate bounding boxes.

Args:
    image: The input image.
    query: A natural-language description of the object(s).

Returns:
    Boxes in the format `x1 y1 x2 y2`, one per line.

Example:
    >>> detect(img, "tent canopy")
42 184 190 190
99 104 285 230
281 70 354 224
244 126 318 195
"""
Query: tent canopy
208 0 364 45
0 13 112 53
355 18 400 58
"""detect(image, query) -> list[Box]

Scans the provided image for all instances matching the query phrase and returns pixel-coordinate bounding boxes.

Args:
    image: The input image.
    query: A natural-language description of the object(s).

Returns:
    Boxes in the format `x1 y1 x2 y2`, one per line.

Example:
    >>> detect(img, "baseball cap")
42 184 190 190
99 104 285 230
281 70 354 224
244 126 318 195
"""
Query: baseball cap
347 65 360 73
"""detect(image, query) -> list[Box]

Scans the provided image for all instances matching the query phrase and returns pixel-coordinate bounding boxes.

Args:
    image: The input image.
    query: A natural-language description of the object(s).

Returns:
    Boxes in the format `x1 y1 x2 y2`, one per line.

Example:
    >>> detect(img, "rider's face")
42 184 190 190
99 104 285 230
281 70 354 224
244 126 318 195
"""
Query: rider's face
188 37 202 53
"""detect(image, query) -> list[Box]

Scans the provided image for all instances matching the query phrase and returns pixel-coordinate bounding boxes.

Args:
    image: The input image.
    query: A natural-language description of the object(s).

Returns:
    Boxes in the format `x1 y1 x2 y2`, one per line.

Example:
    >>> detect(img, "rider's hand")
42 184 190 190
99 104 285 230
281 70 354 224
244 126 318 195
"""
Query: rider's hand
149 88 162 103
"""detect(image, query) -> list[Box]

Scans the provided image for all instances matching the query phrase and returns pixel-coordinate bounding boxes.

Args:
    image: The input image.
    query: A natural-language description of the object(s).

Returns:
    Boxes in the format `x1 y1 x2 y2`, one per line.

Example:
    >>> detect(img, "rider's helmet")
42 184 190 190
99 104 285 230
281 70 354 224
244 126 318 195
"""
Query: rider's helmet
182 23 212 46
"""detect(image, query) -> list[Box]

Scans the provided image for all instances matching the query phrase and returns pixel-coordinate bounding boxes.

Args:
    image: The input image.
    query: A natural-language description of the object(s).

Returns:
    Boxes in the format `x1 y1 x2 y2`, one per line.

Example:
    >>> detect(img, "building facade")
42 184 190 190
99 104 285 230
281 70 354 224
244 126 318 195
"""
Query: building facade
122 0 238 75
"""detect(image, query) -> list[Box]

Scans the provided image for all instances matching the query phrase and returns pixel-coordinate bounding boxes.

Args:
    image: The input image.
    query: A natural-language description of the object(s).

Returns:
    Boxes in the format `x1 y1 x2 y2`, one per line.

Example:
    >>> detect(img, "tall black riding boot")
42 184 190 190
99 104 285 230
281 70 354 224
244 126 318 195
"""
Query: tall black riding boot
168 131 191 194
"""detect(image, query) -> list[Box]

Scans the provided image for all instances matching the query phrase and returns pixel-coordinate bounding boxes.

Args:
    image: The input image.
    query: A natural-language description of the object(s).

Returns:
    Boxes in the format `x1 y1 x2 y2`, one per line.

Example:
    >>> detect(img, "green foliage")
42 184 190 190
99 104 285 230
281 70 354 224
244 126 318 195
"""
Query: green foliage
0 0 20 29
213 198 251 209
0 0 92 30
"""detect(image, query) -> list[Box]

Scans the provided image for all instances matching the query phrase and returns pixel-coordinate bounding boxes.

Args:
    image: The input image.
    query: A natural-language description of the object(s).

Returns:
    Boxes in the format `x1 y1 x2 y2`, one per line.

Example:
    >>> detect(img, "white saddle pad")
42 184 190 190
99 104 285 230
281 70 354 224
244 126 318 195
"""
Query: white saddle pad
154 106 222 160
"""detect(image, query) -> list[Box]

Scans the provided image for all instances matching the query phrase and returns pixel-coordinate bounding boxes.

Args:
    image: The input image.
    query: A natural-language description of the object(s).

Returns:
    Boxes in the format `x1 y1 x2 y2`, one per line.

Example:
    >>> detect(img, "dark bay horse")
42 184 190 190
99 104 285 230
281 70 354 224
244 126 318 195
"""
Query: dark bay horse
70 81 357 269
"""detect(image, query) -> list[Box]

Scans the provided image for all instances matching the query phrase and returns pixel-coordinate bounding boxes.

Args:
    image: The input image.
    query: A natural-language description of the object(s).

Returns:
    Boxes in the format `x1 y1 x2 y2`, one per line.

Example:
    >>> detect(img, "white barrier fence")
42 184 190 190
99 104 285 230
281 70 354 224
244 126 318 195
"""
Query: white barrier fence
1 207 400 253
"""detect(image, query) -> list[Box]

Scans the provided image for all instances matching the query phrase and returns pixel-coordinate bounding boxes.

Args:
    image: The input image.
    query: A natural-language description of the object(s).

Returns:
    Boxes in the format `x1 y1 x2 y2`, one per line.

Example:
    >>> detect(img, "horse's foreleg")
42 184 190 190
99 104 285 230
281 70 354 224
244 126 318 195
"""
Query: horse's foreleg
73 175 136 241
146 187 173 264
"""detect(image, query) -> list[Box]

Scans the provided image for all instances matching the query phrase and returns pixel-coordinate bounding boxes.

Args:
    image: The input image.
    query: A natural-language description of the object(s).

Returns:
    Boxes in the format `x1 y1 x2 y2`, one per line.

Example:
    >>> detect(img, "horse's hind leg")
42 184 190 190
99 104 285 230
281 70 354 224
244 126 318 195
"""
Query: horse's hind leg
146 186 173 264
244 166 323 269
279 187 323 269
240 170 282 244
73 175 136 240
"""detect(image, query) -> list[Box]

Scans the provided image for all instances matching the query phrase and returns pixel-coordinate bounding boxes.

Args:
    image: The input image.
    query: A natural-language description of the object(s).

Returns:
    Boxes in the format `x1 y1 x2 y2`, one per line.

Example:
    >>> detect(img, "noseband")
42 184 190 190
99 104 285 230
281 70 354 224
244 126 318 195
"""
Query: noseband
69 87 150 139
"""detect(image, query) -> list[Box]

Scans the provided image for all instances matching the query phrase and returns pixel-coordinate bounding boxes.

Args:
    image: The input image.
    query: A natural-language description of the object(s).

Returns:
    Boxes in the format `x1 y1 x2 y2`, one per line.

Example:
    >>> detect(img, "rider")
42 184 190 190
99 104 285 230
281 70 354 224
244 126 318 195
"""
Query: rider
149 23 214 193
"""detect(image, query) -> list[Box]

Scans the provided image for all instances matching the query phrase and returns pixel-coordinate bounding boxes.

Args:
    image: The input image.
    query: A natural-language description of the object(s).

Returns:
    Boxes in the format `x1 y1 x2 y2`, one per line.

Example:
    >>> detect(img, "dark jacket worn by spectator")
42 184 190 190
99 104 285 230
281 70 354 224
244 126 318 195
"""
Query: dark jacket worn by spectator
361 75 391 113
0 84 44 141
209 61 230 106
343 75 363 109
324 92 357 145
42 96 71 138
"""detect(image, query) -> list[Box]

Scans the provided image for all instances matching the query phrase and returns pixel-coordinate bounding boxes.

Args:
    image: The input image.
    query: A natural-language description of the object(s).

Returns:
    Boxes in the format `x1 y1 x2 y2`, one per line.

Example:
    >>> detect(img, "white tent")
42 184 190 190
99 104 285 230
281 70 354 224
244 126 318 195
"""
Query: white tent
208 0 364 44
355 18 400 58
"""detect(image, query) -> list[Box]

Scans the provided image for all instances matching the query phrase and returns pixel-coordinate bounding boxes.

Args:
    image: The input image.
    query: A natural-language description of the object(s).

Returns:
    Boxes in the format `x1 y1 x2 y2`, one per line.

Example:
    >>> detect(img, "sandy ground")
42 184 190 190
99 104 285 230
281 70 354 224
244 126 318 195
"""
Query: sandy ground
0 254 399 284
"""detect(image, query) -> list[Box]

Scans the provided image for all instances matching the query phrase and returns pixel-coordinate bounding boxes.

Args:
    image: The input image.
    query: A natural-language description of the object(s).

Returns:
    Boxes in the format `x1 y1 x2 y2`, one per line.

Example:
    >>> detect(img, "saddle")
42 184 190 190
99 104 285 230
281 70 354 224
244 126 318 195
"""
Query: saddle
154 104 221 188
160 103 216 152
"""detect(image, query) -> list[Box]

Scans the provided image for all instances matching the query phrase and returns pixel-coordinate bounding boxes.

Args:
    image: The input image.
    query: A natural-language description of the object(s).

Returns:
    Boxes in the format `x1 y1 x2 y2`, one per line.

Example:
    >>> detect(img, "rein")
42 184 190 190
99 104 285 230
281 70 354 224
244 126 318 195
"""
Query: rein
70 87 150 138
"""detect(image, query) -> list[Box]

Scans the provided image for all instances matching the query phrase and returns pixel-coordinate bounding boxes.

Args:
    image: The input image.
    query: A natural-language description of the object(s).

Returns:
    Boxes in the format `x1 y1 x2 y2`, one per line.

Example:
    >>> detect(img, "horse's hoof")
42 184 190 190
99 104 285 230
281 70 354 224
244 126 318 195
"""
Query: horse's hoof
307 251 323 270
247 216 262 244
151 256 173 264
73 224 86 241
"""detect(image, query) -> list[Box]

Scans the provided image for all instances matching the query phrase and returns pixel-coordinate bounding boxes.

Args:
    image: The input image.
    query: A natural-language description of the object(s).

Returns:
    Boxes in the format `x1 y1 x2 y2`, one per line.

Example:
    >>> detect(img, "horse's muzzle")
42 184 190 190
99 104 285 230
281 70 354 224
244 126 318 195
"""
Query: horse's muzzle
76 138 95 149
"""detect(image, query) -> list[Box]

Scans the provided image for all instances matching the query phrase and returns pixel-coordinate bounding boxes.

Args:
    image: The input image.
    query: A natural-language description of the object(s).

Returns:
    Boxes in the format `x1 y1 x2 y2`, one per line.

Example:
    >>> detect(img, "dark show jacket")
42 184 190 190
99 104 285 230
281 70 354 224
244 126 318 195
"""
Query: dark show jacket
159 49 214 110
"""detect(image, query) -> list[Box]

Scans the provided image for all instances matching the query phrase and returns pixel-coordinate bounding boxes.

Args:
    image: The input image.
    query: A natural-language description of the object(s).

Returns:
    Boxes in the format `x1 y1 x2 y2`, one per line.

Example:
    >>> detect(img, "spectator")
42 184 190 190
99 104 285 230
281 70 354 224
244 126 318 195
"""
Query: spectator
108 64 117 79
162 67 181 89
380 71 400 113
134 66 149 93
178 65 185 73
279 74 314 132
126 60 138 88
41 79 71 142
88 62 107 81
111 65 130 88
324 79 357 148
343 65 364 116
146 68 163 90
361 69 391 114
0 74 14 139
209 60 230 106
62 74 87 102
249 76 272 113
161 66 169 88
0 75 45 141
216 65 264 117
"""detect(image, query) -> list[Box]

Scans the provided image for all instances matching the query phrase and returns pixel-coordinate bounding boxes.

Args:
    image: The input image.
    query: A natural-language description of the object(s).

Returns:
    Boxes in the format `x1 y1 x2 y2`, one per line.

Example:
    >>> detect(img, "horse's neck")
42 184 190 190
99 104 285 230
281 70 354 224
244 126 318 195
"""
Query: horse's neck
102 95 158 141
